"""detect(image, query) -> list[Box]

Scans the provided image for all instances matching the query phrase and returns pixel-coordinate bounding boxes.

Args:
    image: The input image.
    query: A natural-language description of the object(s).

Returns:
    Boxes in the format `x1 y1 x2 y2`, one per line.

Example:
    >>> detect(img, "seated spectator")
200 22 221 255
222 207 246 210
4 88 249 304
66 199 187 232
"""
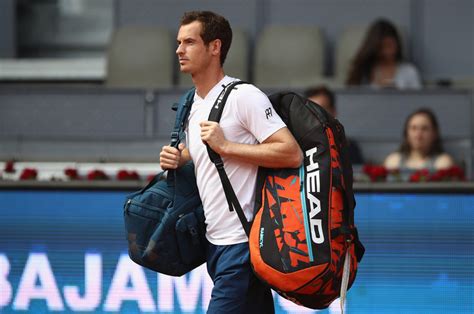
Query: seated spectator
384 108 454 174
346 18 422 89
305 85 364 164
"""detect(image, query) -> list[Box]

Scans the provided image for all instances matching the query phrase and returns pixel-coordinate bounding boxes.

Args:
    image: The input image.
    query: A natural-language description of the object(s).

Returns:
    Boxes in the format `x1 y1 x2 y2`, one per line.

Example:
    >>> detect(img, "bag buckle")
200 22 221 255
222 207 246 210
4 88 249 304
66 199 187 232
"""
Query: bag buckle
213 157 224 170
188 226 200 245
170 131 179 146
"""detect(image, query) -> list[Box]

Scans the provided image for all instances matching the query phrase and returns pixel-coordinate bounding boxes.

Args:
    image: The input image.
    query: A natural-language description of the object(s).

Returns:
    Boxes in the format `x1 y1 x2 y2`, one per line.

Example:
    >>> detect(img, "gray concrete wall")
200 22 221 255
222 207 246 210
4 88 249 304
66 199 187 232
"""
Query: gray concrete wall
416 0 474 81
116 0 259 36
0 87 472 178
0 0 16 57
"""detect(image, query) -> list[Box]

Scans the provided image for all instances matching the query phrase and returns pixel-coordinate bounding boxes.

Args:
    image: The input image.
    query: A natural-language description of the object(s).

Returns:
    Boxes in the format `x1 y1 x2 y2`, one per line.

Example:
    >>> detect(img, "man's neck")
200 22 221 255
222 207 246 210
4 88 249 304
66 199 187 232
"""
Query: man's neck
192 67 225 99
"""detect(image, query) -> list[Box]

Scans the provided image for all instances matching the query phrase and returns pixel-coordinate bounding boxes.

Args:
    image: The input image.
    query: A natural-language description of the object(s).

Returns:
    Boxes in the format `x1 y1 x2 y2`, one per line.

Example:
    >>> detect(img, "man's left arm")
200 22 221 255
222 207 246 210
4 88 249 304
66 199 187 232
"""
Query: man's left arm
200 121 302 168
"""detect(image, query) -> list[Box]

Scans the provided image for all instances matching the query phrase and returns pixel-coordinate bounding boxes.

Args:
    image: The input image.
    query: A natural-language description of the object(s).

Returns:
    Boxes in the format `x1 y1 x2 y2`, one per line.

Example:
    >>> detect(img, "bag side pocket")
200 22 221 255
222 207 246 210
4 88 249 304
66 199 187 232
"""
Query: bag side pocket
175 208 205 265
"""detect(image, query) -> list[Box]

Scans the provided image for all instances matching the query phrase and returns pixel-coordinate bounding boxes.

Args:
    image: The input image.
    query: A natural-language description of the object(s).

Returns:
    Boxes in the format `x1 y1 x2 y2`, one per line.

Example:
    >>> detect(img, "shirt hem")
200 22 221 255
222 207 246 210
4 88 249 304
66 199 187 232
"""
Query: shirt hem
205 234 249 246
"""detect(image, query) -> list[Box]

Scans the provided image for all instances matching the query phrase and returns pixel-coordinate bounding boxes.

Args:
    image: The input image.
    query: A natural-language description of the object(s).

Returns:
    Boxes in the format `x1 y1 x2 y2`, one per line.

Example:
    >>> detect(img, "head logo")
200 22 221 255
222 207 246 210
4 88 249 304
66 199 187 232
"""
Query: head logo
305 147 325 244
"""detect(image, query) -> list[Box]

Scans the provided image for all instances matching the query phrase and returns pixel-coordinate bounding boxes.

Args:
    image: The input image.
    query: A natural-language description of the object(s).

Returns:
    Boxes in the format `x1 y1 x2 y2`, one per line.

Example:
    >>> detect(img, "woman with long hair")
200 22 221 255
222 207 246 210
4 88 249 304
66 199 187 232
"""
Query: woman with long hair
384 108 454 173
346 18 421 89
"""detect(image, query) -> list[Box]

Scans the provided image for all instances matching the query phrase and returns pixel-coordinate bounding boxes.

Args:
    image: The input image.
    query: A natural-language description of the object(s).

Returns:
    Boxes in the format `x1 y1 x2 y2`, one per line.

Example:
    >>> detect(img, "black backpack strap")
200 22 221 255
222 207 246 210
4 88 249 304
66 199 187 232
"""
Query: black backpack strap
206 81 251 236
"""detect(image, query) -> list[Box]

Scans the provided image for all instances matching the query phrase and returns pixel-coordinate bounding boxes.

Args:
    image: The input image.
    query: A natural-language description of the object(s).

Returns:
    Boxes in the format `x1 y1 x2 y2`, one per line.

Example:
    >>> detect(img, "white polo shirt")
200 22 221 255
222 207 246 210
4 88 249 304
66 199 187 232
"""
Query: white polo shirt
186 76 286 245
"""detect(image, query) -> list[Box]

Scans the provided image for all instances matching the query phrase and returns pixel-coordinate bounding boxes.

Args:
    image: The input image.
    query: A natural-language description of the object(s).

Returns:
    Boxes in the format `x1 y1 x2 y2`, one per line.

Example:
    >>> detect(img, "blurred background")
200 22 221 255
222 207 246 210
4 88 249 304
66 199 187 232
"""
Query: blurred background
0 0 473 313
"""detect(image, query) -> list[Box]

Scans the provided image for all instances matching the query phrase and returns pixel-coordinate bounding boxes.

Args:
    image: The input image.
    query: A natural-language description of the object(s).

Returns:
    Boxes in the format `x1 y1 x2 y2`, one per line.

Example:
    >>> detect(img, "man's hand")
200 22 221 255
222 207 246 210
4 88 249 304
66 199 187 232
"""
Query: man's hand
200 121 228 155
159 143 187 169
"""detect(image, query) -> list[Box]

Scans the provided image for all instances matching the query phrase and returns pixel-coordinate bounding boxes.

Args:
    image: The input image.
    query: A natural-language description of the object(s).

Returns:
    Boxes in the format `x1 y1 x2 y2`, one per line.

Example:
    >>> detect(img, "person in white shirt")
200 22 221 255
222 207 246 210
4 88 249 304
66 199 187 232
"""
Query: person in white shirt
346 18 422 89
160 11 302 314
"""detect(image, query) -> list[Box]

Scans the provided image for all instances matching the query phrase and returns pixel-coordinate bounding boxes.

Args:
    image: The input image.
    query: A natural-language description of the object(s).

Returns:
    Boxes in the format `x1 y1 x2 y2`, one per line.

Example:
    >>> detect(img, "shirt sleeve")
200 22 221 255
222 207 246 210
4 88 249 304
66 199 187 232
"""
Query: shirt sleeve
234 85 287 143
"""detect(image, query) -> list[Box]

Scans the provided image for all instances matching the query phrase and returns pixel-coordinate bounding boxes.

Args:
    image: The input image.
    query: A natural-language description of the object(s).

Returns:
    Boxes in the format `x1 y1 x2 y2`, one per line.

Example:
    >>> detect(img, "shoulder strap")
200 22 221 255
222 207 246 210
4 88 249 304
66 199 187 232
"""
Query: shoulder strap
206 81 251 236
164 88 195 188
170 88 196 148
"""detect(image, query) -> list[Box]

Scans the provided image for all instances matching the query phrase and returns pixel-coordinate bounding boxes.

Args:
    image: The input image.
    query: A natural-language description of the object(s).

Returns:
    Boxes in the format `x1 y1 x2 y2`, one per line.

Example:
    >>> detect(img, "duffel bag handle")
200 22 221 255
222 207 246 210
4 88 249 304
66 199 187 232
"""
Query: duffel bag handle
140 171 167 194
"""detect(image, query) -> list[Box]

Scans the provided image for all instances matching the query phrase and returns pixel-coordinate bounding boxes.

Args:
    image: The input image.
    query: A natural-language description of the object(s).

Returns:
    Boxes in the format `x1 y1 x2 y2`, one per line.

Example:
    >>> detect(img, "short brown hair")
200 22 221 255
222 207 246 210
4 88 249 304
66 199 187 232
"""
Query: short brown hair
180 11 232 66
304 85 336 111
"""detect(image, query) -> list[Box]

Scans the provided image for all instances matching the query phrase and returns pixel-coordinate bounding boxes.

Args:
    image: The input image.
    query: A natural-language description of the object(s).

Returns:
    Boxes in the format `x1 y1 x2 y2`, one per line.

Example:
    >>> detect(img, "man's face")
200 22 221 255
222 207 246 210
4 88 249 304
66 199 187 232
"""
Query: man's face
176 21 212 75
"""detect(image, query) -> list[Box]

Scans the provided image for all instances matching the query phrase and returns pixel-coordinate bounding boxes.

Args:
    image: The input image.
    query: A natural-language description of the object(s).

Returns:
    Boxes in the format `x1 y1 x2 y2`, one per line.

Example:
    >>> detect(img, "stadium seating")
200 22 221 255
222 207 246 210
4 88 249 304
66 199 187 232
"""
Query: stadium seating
254 25 325 88
334 25 367 84
106 26 174 89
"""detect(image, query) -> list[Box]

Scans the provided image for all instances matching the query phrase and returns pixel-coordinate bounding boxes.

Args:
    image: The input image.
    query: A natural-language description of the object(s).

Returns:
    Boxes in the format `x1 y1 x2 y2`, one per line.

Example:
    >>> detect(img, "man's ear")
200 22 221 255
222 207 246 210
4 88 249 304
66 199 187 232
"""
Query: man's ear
210 39 222 57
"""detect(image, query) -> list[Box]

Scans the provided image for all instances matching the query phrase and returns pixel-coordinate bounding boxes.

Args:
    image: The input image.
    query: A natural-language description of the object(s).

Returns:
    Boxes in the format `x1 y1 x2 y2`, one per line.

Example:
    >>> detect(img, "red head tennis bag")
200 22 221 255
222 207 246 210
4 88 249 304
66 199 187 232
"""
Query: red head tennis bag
206 83 365 310
249 92 365 309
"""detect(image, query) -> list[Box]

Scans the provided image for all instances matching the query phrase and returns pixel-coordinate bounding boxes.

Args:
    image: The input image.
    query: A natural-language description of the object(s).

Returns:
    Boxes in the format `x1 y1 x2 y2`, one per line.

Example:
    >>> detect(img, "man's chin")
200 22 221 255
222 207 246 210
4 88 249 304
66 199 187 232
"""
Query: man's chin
179 66 191 74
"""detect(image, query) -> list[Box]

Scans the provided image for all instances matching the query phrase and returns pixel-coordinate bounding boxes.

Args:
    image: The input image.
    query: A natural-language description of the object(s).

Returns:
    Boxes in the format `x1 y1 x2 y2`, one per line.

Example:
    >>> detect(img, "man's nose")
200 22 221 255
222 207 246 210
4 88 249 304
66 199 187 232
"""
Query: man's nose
176 44 183 55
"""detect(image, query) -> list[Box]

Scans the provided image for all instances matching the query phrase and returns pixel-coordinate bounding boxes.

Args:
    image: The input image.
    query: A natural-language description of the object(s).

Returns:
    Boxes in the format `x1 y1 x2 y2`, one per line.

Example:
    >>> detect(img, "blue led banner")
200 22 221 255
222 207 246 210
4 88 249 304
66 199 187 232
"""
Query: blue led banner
0 190 473 313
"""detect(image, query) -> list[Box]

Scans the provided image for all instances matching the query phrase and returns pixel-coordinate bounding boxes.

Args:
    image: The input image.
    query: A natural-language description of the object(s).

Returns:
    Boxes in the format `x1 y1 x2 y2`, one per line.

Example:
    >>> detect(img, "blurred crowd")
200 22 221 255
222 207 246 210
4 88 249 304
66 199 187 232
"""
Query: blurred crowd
0 7 470 182
304 18 461 182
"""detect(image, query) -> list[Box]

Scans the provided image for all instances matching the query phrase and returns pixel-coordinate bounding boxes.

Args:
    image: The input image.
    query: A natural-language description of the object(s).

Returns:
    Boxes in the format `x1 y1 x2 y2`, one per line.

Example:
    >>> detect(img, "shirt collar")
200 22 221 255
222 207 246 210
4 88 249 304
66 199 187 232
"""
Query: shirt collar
194 75 236 102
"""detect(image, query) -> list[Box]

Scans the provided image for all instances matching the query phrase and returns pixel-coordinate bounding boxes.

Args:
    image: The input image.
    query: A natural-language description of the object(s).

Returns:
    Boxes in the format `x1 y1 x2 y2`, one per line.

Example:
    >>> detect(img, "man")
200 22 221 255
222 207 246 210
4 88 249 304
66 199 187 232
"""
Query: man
305 85 364 164
159 11 302 314
305 85 337 117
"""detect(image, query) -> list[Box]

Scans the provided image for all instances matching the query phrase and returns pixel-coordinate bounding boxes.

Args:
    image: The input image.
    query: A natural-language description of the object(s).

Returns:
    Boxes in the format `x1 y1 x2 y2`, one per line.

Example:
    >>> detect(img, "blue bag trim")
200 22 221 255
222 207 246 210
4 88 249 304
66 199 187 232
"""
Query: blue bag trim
299 164 314 262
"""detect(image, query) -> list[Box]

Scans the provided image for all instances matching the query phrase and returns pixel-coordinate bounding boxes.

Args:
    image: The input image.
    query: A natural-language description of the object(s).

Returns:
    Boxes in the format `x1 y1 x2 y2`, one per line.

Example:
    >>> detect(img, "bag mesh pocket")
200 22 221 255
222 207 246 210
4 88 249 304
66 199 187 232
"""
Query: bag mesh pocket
124 199 167 260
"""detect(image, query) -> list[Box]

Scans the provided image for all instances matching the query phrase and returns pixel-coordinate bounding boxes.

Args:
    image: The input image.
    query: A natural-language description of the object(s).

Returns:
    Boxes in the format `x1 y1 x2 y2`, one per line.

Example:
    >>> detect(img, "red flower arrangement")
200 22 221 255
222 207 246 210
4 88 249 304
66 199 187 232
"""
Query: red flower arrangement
411 166 465 182
116 169 140 181
409 169 431 182
362 164 388 182
64 168 79 180
87 169 109 180
4 160 16 173
20 168 38 180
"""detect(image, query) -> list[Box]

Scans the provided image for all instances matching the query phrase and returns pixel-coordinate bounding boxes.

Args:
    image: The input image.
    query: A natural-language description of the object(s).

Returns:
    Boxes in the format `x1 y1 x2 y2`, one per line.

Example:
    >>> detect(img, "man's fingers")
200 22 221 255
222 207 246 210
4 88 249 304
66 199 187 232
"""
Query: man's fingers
162 162 178 169
160 155 179 169
161 152 180 163
162 145 179 154
200 129 211 141
160 148 178 159
200 121 218 128
159 145 181 169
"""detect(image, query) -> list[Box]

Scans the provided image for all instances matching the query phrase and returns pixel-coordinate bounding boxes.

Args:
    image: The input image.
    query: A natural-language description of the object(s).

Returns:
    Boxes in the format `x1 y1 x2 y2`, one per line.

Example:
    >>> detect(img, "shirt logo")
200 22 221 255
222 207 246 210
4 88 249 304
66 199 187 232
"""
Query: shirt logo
265 107 273 119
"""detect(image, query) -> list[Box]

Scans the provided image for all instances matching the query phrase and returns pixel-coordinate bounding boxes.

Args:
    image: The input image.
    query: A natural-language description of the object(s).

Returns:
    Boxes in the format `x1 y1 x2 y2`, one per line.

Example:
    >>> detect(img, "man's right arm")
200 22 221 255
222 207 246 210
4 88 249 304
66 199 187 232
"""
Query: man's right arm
159 143 191 169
